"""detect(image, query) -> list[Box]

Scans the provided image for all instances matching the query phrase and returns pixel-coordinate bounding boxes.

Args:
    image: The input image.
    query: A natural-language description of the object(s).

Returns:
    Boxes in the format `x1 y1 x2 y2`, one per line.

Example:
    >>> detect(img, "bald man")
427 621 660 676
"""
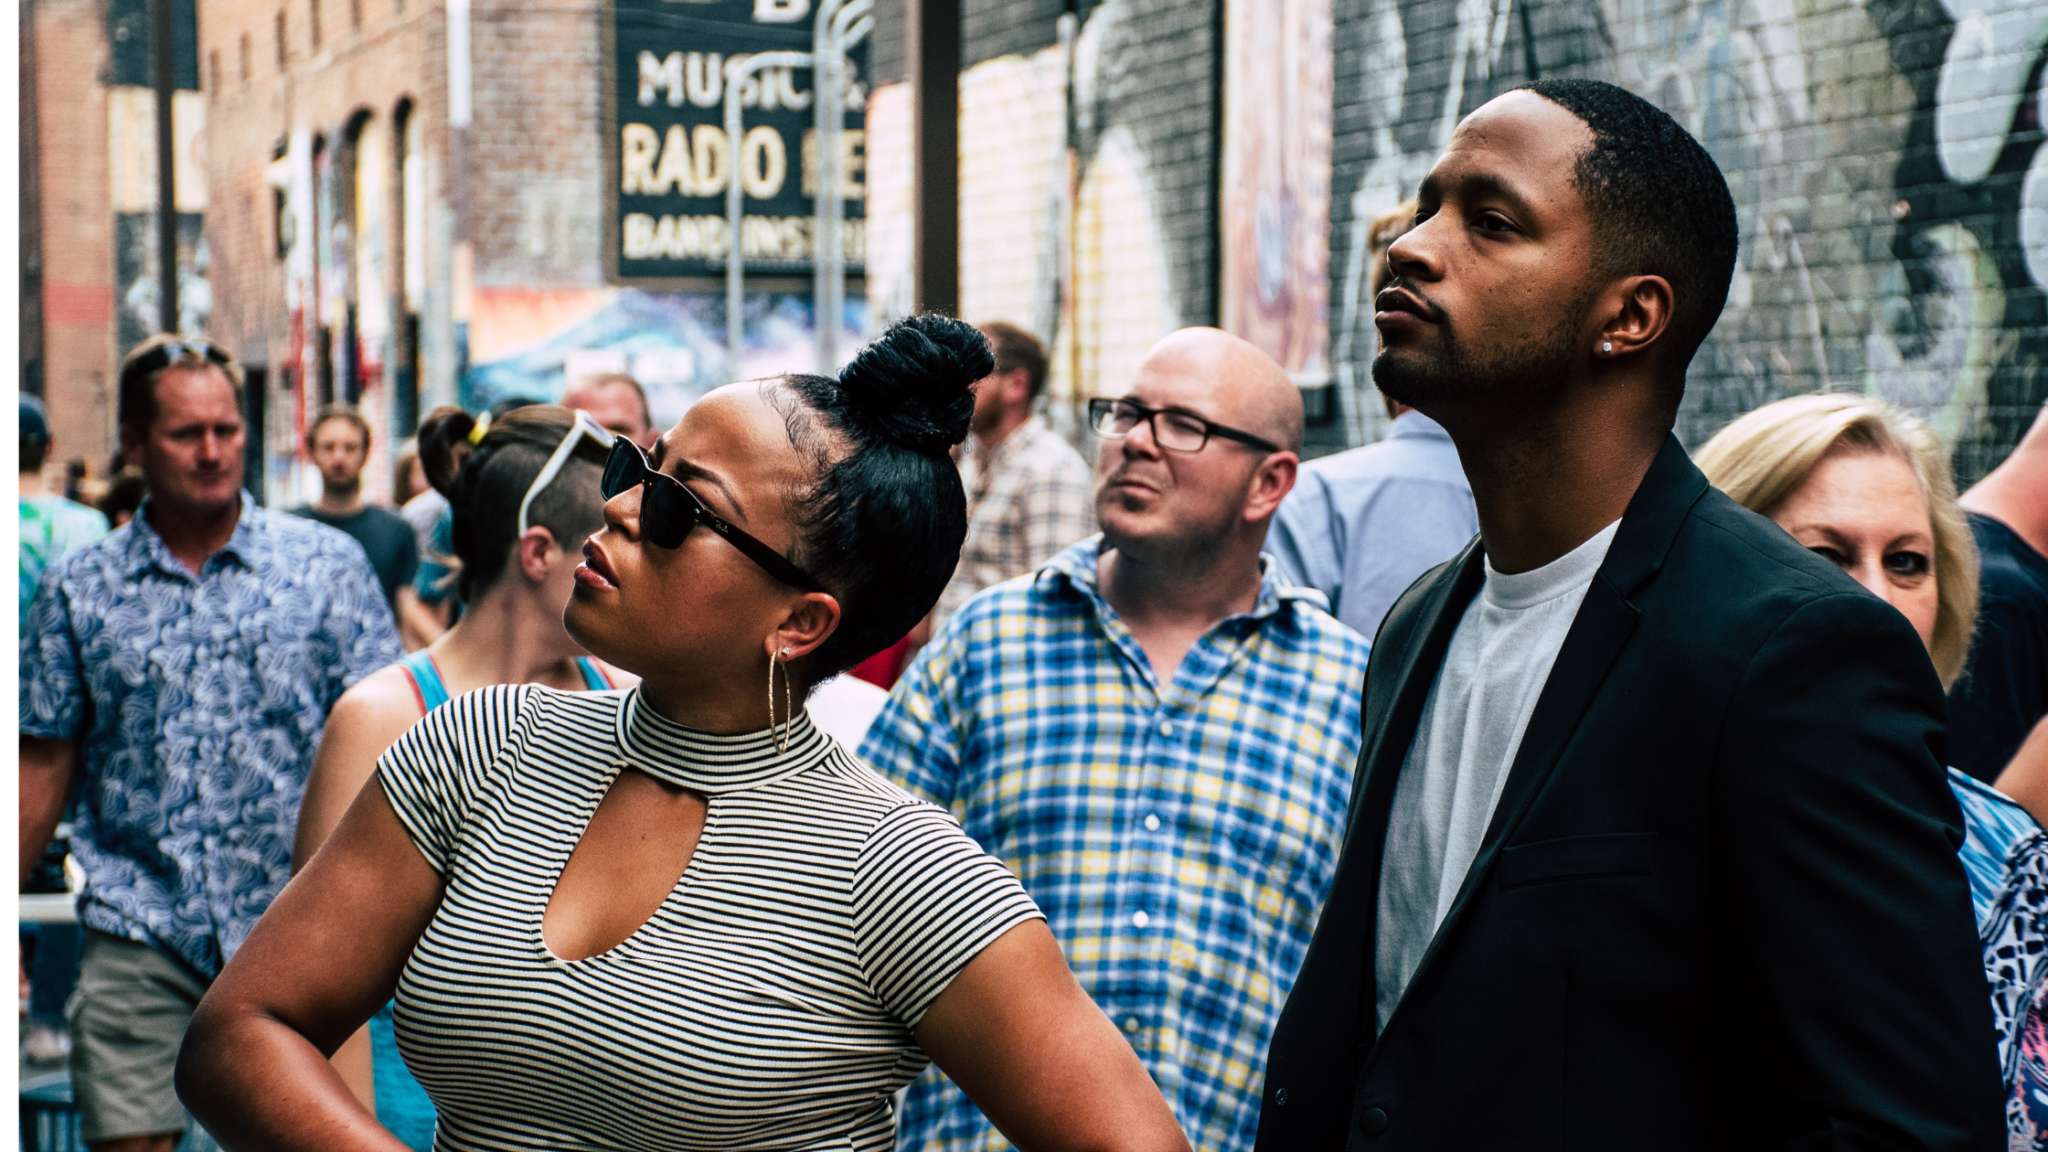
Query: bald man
863 328 1372 1152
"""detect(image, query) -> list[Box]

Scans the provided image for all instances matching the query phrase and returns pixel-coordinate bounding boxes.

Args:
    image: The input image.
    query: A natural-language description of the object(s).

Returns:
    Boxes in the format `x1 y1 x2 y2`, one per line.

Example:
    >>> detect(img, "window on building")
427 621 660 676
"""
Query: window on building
350 0 362 30
276 9 287 67
310 0 321 50
209 49 221 93
240 33 251 83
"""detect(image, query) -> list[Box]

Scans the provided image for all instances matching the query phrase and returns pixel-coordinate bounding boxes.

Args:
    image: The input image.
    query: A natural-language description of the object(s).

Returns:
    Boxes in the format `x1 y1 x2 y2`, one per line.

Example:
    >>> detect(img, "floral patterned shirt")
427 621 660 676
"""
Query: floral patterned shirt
20 494 402 977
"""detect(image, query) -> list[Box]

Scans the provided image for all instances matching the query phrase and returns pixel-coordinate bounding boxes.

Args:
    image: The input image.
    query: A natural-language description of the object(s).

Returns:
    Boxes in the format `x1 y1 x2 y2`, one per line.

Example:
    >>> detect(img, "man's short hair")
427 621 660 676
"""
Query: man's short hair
305 405 373 453
117 335 245 437
978 321 1049 402
1516 78 1738 379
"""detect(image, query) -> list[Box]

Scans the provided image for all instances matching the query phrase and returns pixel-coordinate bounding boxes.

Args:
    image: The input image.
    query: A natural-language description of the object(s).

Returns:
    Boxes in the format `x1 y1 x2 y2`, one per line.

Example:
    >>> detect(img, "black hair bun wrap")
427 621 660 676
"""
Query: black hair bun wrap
835 313 992 455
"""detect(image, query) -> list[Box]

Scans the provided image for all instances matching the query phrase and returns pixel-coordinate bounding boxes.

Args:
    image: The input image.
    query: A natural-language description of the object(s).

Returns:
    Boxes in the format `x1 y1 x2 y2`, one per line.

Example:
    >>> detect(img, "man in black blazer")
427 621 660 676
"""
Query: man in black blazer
1255 79 2002 1150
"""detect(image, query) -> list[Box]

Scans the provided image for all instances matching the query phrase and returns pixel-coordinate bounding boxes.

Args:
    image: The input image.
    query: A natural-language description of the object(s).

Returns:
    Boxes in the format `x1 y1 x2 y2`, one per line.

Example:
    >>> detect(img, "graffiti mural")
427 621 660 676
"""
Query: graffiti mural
1329 0 2048 477
1220 0 1333 388
462 287 867 427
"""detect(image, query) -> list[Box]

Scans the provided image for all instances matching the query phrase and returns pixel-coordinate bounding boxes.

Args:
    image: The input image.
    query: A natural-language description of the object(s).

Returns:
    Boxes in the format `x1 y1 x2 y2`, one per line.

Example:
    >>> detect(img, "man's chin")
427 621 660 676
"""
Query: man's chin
1372 353 1441 409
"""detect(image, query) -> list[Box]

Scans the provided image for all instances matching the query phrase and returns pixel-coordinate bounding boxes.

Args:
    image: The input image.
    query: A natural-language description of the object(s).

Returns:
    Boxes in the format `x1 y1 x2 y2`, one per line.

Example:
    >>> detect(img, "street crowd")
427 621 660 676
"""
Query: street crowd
18 78 2048 1152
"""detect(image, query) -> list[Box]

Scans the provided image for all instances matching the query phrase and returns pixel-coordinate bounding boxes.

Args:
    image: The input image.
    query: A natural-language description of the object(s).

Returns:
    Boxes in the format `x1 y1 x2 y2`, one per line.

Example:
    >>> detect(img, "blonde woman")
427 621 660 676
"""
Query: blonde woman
1697 393 2048 1140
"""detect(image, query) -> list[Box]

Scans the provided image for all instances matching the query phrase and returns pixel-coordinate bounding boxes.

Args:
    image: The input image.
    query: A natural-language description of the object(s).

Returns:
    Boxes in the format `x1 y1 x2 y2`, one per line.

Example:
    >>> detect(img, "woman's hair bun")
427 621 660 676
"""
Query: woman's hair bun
834 313 992 455
415 405 478 498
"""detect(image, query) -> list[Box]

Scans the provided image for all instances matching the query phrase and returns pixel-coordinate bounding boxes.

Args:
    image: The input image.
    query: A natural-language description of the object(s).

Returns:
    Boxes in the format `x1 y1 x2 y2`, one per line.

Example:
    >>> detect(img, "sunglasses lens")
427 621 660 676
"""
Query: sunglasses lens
601 441 641 499
643 482 697 550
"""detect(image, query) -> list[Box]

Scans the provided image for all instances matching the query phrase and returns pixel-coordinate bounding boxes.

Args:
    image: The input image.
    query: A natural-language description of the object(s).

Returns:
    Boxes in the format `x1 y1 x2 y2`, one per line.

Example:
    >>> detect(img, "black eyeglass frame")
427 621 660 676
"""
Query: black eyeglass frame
600 439 824 592
1087 397 1283 455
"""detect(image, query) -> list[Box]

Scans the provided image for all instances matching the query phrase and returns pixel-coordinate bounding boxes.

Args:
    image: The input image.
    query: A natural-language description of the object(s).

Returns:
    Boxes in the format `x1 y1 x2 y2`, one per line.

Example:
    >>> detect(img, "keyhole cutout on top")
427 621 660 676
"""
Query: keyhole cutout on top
542 768 708 964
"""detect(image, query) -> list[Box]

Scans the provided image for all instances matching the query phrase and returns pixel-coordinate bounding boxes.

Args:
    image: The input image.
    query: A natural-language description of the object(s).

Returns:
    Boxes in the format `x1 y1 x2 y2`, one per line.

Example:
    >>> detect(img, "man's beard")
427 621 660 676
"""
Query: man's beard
1373 296 1590 410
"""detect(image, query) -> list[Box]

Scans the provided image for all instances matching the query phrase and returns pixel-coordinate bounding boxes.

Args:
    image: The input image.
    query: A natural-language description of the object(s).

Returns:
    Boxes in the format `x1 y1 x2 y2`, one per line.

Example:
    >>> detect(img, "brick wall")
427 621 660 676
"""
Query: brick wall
201 0 443 501
31 0 120 474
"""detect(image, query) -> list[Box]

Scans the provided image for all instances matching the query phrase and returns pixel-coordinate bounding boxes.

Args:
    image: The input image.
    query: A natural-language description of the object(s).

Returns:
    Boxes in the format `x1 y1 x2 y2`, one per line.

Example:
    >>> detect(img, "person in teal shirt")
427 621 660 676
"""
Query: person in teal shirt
19 394 110 632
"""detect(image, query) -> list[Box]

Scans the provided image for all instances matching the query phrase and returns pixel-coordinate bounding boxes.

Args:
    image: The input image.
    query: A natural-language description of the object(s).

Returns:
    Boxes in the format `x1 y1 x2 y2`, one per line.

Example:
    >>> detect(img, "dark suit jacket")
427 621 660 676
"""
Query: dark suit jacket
1255 436 2002 1151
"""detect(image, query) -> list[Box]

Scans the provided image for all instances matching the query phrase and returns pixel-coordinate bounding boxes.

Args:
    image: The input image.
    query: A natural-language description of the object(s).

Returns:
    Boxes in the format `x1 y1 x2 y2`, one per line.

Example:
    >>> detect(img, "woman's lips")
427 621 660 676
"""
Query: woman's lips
578 542 620 590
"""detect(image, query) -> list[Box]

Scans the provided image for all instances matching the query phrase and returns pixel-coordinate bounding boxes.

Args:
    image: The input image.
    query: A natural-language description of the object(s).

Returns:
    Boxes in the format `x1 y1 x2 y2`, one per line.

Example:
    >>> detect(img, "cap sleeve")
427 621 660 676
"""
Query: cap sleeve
376 684 530 875
851 802 1044 1026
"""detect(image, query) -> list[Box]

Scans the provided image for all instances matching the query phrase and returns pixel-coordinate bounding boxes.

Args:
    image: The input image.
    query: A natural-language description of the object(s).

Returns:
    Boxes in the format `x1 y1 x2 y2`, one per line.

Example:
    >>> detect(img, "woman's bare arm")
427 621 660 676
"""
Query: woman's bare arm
916 921 1190 1152
290 669 423 1112
178 779 444 1151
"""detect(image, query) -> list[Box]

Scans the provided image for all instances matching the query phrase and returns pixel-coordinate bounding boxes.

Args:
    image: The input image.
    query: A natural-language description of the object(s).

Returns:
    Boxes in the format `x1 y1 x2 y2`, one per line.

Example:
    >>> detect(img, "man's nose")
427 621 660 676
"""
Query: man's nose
1386 218 1440 283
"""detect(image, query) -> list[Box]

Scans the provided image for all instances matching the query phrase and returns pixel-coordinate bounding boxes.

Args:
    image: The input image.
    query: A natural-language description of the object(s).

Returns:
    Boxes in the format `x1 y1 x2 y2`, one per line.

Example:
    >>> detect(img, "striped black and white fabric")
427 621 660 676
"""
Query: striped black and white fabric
375 683 1044 1151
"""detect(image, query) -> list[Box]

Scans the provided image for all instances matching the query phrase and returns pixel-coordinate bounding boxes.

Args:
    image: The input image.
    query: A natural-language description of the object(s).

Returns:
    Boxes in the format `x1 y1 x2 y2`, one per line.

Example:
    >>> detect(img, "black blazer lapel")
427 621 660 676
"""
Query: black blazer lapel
1344 538 1485 1042
1369 436 1709 1059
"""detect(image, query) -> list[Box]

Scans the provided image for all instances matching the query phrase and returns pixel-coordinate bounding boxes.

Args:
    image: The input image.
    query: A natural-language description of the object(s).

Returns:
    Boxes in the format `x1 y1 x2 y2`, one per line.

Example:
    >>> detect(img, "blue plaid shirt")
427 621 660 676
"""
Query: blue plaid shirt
861 537 1371 1152
20 495 402 978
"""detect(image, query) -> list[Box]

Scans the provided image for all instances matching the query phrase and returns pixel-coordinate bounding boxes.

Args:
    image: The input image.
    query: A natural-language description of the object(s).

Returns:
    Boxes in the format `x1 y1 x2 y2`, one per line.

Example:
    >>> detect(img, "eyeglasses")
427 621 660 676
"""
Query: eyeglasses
1087 397 1282 455
518 411 618 537
599 438 823 591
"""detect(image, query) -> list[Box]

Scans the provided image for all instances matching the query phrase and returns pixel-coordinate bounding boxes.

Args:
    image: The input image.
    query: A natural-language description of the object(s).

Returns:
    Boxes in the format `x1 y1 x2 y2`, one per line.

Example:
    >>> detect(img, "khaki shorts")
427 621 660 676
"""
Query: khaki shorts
70 930 210 1144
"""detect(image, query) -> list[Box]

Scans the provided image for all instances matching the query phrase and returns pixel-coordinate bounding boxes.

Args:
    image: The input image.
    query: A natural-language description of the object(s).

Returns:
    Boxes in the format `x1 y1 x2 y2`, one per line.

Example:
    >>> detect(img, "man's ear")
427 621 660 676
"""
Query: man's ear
1244 452 1299 524
1595 274 1675 361
767 592 842 664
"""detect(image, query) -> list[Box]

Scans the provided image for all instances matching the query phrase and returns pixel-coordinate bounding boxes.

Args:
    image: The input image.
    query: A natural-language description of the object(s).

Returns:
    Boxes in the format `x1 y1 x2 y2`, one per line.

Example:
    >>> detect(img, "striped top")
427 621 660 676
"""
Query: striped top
375 684 1044 1151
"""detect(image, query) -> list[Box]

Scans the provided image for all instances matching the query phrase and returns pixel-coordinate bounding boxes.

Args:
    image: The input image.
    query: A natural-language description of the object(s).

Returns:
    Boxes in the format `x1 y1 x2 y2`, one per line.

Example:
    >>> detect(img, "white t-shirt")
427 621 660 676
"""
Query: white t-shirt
1374 520 1620 1029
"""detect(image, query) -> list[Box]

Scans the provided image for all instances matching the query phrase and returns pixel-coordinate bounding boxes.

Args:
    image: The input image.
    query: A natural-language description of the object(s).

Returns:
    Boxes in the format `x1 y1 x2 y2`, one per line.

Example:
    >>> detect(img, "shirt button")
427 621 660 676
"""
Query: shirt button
1143 813 1162 832
1360 1105 1390 1136
1123 1016 1141 1034
1131 910 1150 929
1157 719 1175 737
1273 1088 1290 1107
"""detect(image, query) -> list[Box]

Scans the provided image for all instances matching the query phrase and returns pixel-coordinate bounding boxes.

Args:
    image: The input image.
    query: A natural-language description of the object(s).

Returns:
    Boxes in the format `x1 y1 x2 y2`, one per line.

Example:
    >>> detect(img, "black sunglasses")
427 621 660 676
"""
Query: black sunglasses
600 439 822 591
1087 397 1282 455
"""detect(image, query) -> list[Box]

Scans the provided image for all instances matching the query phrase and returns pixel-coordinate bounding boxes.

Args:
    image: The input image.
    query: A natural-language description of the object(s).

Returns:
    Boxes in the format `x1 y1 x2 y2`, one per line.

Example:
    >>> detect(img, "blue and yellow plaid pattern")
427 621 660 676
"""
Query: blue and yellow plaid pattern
861 537 1371 1152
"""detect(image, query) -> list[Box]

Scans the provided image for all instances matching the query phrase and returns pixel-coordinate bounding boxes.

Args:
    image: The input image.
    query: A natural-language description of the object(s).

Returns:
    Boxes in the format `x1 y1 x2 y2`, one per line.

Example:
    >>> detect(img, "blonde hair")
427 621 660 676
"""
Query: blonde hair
1695 393 1978 688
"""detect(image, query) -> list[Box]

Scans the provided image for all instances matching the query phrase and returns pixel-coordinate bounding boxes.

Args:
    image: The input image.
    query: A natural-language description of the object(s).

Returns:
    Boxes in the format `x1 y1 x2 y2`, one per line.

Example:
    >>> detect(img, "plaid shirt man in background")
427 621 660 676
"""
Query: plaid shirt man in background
863 328 1370 1152
930 322 1097 629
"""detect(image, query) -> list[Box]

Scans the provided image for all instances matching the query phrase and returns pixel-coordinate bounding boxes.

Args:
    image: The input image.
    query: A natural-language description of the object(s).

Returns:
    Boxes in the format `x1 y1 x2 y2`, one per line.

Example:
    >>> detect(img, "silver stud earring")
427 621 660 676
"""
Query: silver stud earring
1601 341 1613 354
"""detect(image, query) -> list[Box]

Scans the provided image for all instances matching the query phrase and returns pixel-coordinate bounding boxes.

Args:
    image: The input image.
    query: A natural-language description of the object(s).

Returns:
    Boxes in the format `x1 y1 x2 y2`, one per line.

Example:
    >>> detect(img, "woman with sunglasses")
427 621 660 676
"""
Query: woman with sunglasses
285 402 632 1151
177 315 1189 1152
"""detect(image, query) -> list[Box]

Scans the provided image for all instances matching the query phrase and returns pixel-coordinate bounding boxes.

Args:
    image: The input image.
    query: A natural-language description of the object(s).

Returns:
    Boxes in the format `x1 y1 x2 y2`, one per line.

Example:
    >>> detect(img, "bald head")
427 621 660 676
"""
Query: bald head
1137 328 1302 452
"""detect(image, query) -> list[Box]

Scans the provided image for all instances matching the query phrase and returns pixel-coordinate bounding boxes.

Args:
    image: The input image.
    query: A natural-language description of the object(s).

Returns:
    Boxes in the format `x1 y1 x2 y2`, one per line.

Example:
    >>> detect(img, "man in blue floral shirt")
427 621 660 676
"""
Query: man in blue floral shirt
19 335 402 1152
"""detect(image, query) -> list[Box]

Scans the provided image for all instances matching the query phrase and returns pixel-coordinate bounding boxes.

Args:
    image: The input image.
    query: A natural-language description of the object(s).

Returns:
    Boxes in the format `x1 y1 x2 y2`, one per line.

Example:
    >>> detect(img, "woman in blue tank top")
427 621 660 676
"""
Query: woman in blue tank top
291 403 633 1150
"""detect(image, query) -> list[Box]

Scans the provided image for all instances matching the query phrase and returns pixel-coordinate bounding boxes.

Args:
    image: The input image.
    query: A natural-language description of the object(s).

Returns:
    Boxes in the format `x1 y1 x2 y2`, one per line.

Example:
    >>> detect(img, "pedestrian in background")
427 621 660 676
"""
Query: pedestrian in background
1697 392 2048 1141
562 370 658 449
291 403 631 1151
863 327 1371 1152
19 394 109 633
1267 199 1478 641
17 392 109 1069
1951 402 2048 785
19 335 402 1152
929 320 1096 629
292 405 421 614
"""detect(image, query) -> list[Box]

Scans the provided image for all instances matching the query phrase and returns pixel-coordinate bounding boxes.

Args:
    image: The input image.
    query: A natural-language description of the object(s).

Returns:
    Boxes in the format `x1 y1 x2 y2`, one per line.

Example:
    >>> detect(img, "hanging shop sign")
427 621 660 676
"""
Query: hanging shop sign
607 0 867 281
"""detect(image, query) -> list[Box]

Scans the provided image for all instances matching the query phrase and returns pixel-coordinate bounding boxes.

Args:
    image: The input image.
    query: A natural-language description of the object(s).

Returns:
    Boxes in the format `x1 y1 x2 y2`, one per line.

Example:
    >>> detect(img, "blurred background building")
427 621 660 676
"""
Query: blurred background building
21 0 2048 504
